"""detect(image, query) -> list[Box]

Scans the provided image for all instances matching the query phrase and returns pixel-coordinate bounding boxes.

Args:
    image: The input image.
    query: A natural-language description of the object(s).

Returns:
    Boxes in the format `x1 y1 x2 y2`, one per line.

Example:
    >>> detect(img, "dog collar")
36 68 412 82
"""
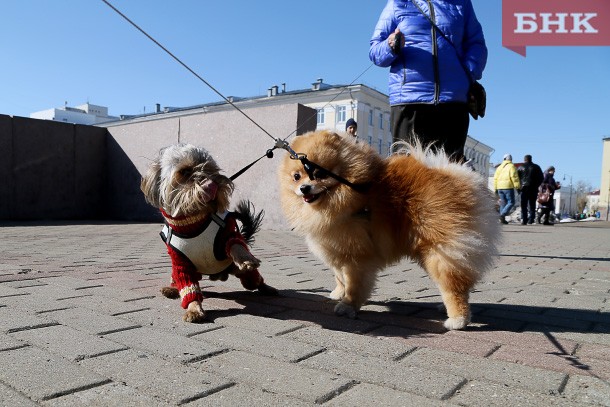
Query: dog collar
160 209 226 236
297 155 370 194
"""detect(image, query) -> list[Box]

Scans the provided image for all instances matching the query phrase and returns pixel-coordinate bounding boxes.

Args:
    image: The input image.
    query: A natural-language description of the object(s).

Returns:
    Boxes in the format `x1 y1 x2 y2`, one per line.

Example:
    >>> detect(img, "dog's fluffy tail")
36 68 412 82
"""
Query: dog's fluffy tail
234 200 264 245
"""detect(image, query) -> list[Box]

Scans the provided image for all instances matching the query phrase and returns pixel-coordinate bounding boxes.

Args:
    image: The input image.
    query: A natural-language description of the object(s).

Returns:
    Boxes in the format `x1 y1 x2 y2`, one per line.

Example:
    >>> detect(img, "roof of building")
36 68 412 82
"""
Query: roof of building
107 81 386 123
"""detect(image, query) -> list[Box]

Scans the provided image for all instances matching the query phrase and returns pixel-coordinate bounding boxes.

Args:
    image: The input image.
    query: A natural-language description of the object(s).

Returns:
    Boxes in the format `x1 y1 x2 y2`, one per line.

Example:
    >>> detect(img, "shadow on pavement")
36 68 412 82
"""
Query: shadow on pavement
200 287 608 338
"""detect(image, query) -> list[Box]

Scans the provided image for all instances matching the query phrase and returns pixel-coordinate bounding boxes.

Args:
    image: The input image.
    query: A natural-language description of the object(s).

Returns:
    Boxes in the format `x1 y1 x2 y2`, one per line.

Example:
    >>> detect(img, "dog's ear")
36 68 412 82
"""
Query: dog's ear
141 158 162 207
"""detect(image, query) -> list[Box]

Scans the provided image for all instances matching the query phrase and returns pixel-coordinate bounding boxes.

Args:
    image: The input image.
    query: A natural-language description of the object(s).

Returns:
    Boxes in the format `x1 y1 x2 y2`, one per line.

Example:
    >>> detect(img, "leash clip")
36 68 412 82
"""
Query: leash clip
275 138 300 160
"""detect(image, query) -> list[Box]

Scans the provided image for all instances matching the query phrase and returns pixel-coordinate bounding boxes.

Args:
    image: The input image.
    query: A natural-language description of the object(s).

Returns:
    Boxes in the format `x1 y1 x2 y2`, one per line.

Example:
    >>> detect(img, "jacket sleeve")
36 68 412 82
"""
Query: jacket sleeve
461 0 487 80
510 165 521 190
369 0 398 68
493 166 499 191
534 166 544 187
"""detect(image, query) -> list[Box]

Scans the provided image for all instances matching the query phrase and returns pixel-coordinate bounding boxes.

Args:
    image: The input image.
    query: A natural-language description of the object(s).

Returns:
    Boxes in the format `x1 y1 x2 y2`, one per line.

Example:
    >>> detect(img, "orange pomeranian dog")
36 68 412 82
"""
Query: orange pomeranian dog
278 130 500 330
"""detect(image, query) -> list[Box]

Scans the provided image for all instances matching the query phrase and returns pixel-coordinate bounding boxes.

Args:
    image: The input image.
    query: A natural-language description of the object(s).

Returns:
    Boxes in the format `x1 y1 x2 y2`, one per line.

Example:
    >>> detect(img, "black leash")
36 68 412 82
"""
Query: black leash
229 149 275 181
294 153 369 193
101 0 369 192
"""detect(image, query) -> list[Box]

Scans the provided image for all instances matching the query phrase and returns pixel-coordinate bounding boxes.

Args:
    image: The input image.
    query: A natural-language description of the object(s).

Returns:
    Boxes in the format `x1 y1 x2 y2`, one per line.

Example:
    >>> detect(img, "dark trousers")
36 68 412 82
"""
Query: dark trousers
390 103 469 161
520 186 538 223
538 207 553 224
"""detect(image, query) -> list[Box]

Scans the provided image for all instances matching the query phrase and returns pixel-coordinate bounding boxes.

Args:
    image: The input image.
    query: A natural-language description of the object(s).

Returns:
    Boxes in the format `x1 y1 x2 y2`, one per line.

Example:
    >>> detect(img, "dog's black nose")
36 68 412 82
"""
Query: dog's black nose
300 185 312 194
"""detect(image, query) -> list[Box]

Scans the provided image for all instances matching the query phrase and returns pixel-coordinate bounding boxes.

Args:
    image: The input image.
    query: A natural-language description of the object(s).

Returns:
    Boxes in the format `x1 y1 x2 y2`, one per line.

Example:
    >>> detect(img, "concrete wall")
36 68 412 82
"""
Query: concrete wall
0 115 106 220
1 103 315 228
103 103 316 228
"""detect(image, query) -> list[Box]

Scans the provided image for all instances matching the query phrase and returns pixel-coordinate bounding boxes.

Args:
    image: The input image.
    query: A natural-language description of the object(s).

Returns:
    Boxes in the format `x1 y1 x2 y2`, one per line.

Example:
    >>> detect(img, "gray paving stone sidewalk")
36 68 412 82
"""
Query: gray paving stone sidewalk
0 221 609 406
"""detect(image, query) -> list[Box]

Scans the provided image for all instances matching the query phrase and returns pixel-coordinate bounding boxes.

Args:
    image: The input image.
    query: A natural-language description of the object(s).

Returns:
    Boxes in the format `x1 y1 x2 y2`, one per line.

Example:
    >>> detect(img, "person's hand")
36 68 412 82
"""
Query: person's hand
388 28 404 54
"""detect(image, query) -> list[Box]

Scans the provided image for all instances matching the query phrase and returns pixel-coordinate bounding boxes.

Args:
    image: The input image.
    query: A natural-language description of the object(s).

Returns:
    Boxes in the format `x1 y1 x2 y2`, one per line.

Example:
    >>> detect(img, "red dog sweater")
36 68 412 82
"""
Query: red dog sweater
160 209 264 308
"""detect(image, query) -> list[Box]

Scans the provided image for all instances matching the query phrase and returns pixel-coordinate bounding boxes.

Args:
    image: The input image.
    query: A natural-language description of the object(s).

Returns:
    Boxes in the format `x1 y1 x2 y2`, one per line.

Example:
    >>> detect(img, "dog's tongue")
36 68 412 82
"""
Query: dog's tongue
303 193 319 203
201 180 218 202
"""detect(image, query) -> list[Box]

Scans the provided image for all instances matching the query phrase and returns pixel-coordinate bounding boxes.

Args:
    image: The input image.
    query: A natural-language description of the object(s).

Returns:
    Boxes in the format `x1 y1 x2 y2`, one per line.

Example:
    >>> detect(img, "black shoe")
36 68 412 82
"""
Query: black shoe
521 221 527 225
500 215 508 225
527 220 534 224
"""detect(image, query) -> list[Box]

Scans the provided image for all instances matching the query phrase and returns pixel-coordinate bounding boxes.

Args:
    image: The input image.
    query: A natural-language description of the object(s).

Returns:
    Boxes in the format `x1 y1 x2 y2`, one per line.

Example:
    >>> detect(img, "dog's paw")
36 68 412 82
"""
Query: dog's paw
236 259 261 272
257 283 279 296
230 245 261 271
160 287 180 299
183 301 206 323
444 315 470 330
329 286 345 301
334 302 357 319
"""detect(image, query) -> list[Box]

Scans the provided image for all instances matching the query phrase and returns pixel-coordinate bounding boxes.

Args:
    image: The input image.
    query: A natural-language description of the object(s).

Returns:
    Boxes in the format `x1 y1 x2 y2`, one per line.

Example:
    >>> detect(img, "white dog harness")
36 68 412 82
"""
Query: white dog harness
160 212 233 275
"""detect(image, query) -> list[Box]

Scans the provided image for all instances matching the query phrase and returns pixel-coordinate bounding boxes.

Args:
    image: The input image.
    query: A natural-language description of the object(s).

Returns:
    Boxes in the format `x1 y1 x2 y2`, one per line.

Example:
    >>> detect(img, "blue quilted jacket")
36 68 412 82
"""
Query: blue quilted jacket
369 0 487 106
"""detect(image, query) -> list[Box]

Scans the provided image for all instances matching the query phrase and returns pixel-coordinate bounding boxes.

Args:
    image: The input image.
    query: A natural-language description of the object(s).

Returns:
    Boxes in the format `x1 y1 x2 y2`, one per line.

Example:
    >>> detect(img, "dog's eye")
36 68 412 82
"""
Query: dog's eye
293 172 301 181
178 168 193 178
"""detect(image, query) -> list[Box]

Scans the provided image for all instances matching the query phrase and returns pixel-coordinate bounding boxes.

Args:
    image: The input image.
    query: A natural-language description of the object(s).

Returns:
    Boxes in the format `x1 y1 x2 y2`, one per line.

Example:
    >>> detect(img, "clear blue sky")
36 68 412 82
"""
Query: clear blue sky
2 1 608 188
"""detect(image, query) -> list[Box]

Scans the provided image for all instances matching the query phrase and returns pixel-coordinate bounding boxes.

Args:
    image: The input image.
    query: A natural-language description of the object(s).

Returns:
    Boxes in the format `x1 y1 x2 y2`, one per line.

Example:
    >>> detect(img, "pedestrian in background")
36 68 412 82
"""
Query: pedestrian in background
494 154 521 224
537 166 561 225
518 154 544 225
345 118 357 139
369 0 487 161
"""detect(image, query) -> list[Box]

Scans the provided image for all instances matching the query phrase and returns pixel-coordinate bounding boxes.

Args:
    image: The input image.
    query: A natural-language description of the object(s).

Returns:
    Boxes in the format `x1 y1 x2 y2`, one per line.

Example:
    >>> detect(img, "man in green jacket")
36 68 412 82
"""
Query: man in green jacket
494 154 521 224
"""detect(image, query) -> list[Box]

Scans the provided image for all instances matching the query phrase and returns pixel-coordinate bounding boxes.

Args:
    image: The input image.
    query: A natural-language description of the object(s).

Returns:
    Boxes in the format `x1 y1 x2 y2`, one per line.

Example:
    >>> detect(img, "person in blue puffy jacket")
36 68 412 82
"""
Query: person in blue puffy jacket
369 0 487 161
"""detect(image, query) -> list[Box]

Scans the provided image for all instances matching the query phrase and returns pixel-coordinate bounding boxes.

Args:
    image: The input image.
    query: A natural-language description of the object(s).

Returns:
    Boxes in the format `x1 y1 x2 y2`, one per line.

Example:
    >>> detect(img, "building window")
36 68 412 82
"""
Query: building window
368 135 373 145
378 139 382 154
336 106 346 123
379 113 384 129
368 109 373 126
317 108 325 125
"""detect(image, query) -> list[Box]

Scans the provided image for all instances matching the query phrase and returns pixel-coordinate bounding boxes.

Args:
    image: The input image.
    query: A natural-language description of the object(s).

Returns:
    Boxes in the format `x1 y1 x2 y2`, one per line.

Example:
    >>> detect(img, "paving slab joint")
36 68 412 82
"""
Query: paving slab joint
442 377 469 401
314 380 360 404
39 379 112 402
36 306 75 314
0 343 30 353
292 348 327 363
185 324 224 338
75 347 130 362
110 307 151 316
124 295 157 302
274 324 307 337
183 348 231 364
392 346 419 361
74 284 105 290
6 321 60 334
556 374 570 395
483 344 502 357
177 382 236 405
98 325 143 336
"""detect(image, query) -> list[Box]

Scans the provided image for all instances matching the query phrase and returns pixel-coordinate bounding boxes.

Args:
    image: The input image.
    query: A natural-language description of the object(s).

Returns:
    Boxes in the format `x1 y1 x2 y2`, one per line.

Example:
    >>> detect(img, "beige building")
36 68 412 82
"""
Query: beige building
272 79 493 178
600 137 610 220
113 79 495 178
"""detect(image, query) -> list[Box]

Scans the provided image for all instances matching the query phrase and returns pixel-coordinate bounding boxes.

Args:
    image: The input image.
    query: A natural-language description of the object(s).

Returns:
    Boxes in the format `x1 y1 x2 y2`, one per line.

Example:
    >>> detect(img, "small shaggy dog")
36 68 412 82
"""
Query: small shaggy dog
141 144 277 322
278 131 499 330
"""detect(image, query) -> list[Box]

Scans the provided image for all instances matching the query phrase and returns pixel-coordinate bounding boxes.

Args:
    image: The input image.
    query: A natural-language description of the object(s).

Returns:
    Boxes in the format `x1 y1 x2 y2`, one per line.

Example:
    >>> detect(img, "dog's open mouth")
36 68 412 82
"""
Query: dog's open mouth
302 193 321 203
200 180 218 203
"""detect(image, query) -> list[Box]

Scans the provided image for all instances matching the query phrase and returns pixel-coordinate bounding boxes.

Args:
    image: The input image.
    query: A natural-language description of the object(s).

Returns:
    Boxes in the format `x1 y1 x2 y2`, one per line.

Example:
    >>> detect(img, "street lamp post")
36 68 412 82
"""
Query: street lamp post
563 174 573 216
